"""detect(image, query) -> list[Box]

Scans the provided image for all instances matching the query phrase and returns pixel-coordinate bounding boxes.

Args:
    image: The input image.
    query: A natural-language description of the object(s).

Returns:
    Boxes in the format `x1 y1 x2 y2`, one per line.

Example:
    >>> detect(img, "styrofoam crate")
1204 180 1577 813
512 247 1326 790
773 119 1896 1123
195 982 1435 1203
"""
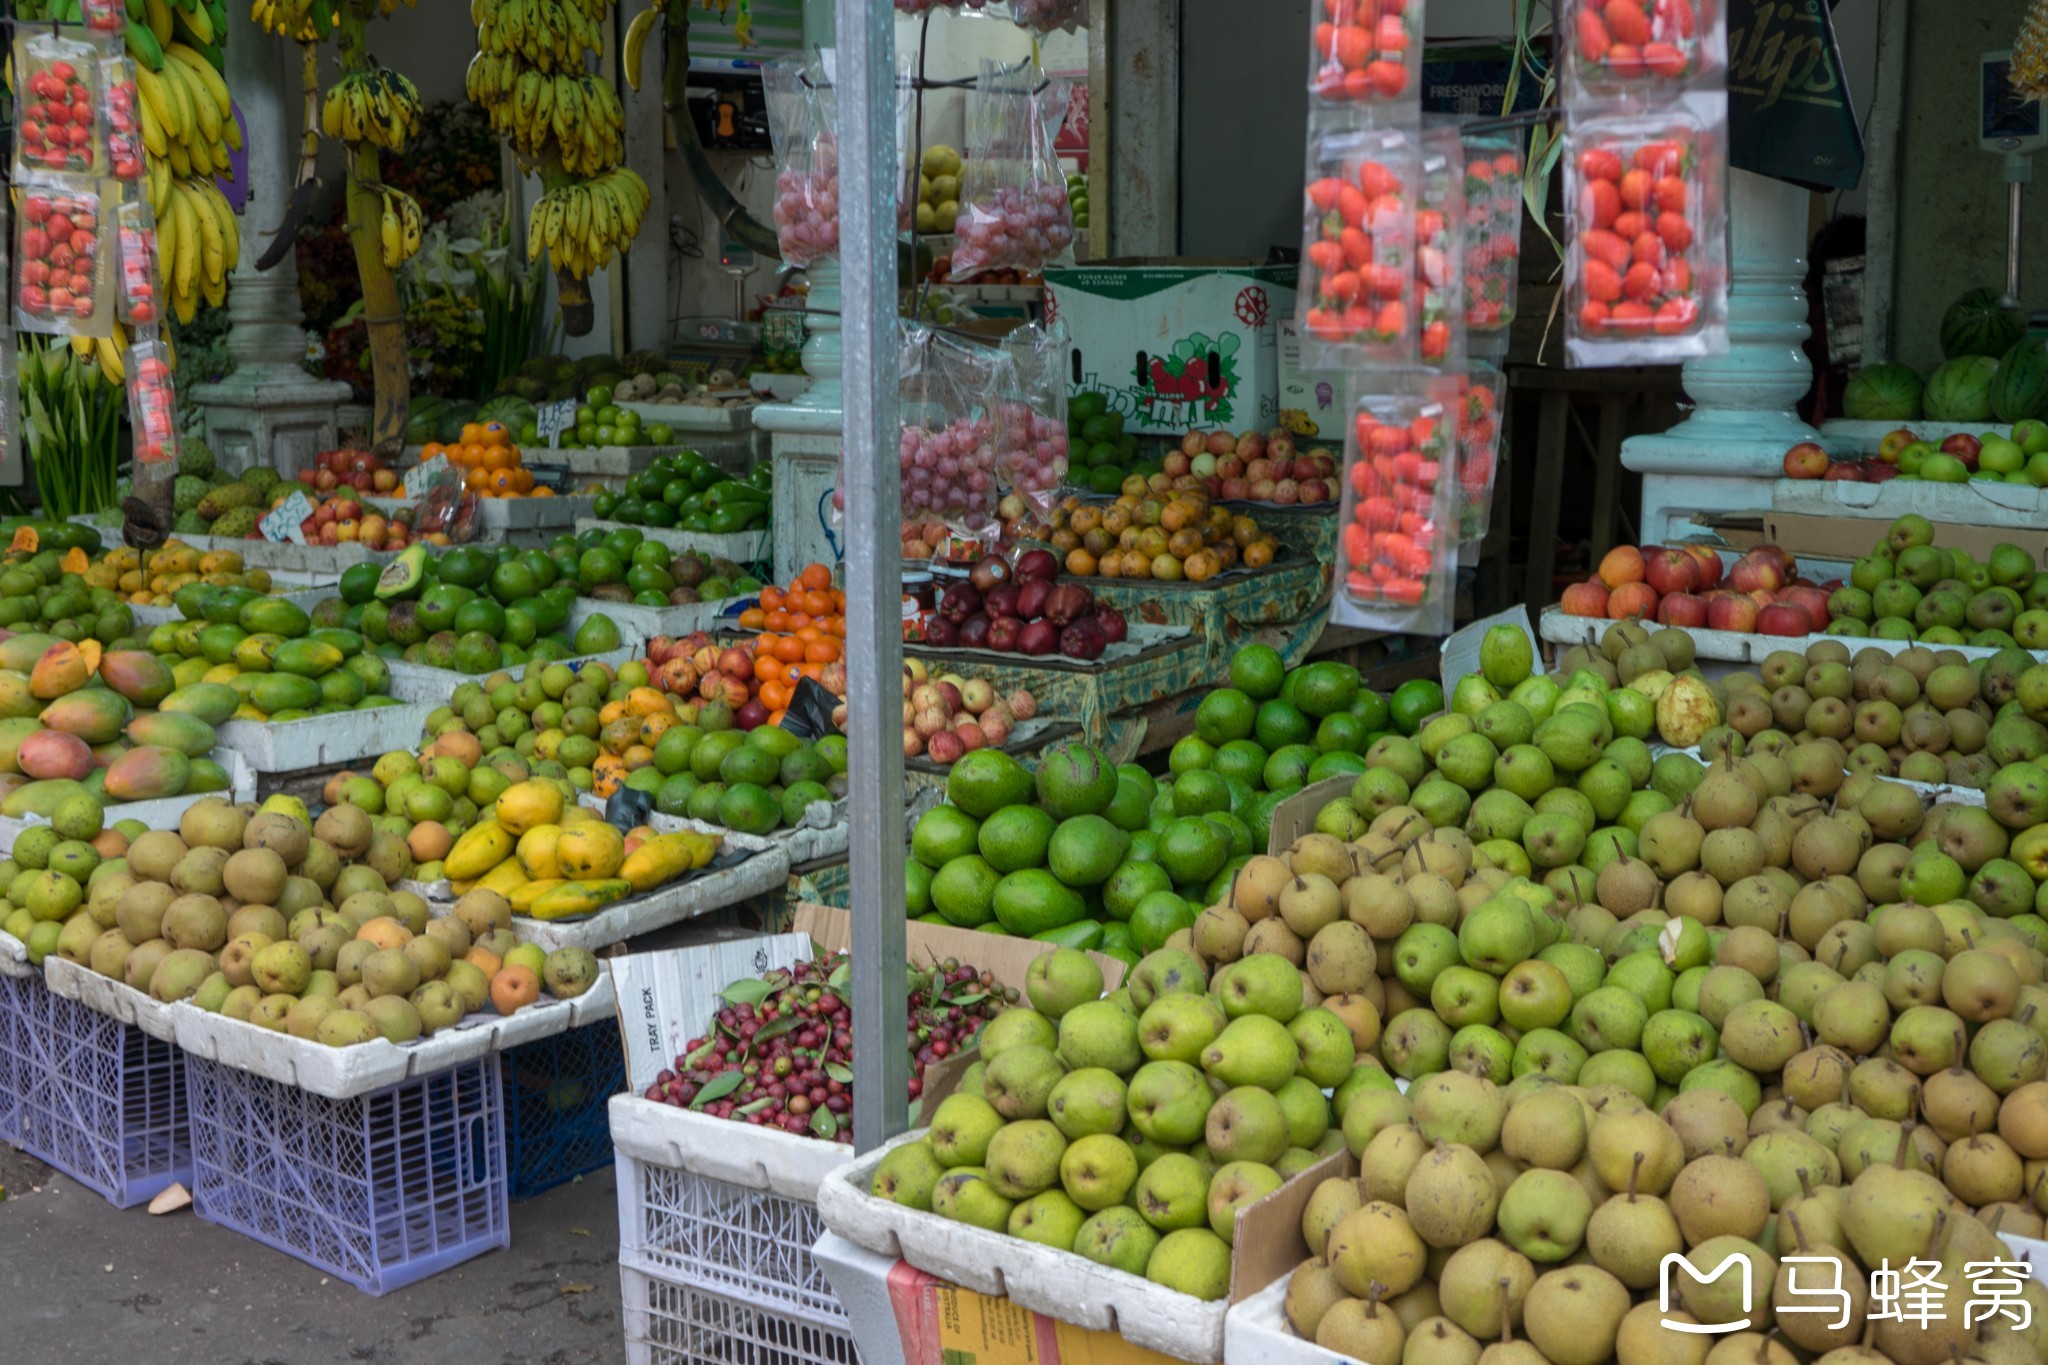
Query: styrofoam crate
619 1262 857 1365
817 1133 1230 1363
619 401 759 433
385 644 643 694
363 493 597 532
184 1052 509 1295
213 667 448 773
565 593 751 643
0 919 31 978
7 974 192 1208
609 1093 849 1204
0 747 258 854
574 518 772 565
502 1016 626 1200
1224 1278 1325 1365
130 577 339 629
43 954 178 1041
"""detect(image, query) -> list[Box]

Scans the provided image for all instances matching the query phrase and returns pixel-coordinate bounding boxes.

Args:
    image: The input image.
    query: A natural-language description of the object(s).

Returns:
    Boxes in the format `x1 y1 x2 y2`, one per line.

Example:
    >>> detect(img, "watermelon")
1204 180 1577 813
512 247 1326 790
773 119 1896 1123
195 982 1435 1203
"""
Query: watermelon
1841 363 1924 420
1941 287 2028 360
1923 356 2001 422
1992 338 2048 422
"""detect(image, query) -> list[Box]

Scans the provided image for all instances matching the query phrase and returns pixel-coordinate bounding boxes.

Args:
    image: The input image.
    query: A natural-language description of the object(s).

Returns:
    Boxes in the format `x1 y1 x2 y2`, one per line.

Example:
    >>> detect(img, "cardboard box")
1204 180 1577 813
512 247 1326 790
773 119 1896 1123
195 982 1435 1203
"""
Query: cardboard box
1760 511 2048 568
797 902 1126 994
1267 776 1357 855
1275 320 1344 446
1045 260 1298 438
887 1265 1188 1365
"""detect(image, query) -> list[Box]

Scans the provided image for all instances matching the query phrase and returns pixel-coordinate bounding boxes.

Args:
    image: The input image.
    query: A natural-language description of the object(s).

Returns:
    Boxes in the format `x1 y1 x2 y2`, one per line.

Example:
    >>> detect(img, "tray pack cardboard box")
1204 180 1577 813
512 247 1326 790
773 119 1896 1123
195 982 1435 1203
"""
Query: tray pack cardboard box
1045 260 1298 438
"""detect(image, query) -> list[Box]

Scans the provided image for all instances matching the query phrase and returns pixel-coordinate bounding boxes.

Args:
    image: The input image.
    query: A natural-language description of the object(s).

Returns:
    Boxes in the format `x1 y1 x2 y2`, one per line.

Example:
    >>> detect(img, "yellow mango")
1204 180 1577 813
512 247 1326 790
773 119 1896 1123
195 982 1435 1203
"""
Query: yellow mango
516 824 563 881
496 779 564 837
444 819 516 881
555 822 624 879
478 857 528 898
510 878 567 913
526 879 634 922
619 833 693 892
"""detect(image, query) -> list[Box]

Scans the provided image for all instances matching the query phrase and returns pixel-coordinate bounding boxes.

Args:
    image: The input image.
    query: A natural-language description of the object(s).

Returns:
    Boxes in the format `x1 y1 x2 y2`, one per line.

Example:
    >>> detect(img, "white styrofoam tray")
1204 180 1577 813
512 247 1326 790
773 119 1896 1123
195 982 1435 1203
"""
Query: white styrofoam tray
364 493 597 532
213 668 446 773
565 593 751 642
0 924 30 978
120 535 396 572
131 578 339 629
573 518 772 565
0 748 257 853
384 644 641 692
2000 1233 2048 1284
620 401 757 433
654 786 938 868
1223 1279 1328 1365
1774 465 2048 530
816 1133 1231 1364
167 968 618 1100
609 1092 848 1203
44 953 179 1041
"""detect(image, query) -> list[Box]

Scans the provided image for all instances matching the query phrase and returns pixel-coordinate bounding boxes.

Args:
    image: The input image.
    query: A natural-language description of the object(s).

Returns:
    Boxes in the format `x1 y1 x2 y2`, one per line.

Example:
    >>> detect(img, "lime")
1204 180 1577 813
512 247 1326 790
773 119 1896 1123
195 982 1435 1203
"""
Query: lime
1129 892 1195 954
1254 699 1312 751
1228 645 1286 700
1157 817 1228 886
1263 744 1316 792
977 805 1055 874
1314 712 1367 755
1349 690 1391 733
1167 735 1214 775
1172 770 1230 817
1211 739 1269 788
1102 859 1173 921
1046 814 1126 887
1194 688 1257 746
1389 679 1445 735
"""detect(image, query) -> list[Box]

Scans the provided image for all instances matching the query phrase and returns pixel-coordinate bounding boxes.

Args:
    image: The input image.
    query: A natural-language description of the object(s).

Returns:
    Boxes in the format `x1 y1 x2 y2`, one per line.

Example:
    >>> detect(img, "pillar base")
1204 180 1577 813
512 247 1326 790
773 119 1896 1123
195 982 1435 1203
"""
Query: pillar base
191 372 353 475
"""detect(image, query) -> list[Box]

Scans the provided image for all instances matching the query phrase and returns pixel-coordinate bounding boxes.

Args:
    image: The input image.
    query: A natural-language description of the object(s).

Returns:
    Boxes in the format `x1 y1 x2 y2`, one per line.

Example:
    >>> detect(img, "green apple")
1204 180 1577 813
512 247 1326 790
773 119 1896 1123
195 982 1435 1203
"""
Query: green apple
1898 441 1934 476
1981 436 2026 474
586 385 614 409
2016 418 2048 455
1921 454 1971 483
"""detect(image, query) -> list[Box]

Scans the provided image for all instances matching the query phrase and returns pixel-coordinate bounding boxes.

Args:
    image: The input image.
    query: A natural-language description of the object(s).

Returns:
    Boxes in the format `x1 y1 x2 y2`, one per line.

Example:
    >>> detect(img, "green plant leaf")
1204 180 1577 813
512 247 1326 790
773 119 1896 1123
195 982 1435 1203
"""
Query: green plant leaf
721 978 772 1006
809 1107 839 1139
825 1061 854 1083
690 1070 743 1109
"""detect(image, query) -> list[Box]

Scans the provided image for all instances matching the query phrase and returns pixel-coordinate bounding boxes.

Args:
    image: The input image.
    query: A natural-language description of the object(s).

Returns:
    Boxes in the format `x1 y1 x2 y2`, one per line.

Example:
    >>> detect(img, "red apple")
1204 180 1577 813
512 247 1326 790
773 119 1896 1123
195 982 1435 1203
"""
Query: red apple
1607 582 1659 620
1263 434 1290 462
1878 428 1916 464
1217 454 1245 479
1559 579 1610 618
1298 478 1329 503
1246 459 1272 483
1163 452 1191 478
1220 478 1251 499
1941 433 1982 469
1205 431 1236 457
1782 441 1830 479
1643 548 1700 597
1707 595 1760 633
1758 604 1812 636
1683 544 1724 589
1729 554 1784 595
1821 461 1864 482
1658 593 1709 627
1784 585 1833 630
1860 459 1899 483
1598 545 1647 589
1750 543 1795 576
1237 432 1268 461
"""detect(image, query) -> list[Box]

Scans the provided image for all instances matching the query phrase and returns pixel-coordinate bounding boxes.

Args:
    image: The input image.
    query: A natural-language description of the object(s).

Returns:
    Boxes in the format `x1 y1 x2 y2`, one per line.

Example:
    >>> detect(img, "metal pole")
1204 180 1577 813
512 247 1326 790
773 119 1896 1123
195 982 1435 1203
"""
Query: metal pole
836 0 908 1155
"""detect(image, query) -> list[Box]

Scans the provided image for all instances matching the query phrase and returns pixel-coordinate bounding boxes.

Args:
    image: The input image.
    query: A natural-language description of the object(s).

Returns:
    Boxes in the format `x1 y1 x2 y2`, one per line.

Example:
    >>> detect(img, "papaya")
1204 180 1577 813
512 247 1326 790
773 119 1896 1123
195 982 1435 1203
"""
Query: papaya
1 777 88 818
250 674 322 715
443 820 515 880
237 597 312 638
0 716 41 772
515 823 562 880
496 779 564 837
17 728 94 781
186 758 231 793
125 711 217 758
0 670 36 720
555 821 625 879
38 688 132 744
233 634 285 672
0 633 59 673
160 681 240 725
272 639 343 678
98 651 176 707
103 745 192 802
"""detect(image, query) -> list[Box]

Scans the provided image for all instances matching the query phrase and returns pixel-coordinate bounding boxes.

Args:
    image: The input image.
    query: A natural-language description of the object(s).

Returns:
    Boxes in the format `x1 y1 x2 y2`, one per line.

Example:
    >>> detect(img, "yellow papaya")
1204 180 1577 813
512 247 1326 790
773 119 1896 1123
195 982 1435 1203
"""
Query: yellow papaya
516 824 563 881
444 819 516 881
510 878 567 912
555 822 625 879
496 778 564 837
619 833 693 891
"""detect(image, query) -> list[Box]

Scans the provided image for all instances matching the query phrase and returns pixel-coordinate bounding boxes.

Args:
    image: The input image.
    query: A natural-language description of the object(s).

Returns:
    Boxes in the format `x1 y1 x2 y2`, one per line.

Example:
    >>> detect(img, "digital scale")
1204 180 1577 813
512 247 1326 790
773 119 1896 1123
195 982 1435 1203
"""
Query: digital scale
1982 49 2048 298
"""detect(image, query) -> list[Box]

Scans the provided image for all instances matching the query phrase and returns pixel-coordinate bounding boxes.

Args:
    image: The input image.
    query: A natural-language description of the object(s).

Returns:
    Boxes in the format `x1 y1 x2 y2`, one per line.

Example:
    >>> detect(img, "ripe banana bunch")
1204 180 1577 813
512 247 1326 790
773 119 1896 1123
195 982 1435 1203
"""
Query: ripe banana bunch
465 50 518 112
150 176 241 325
72 324 173 387
380 188 425 270
485 69 623 175
322 68 422 153
134 40 237 180
251 0 319 40
477 0 604 72
529 167 649 280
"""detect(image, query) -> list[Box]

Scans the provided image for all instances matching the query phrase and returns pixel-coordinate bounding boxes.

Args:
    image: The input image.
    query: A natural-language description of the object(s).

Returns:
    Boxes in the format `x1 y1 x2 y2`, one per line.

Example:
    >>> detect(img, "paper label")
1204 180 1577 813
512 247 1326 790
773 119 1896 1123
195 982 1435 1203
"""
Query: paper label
403 454 450 499
259 491 313 544
537 399 577 448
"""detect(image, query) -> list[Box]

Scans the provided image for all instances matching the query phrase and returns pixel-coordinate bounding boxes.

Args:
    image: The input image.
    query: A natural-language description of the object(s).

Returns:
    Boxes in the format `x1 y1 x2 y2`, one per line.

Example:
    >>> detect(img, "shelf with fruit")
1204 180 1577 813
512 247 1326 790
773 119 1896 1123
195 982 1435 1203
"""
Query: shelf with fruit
1031 497 1285 588
901 658 1042 768
1550 542 1833 648
66 544 302 613
587 451 771 537
140 585 407 725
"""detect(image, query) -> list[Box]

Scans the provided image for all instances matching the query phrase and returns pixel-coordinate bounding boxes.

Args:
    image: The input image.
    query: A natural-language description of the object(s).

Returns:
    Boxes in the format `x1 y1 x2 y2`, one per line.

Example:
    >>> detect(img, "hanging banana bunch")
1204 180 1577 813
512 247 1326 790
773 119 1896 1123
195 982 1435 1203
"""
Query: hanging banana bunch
151 175 241 325
321 67 421 152
478 68 624 175
379 187 424 269
476 0 606 72
2015 0 2048 101
527 165 649 279
250 0 320 39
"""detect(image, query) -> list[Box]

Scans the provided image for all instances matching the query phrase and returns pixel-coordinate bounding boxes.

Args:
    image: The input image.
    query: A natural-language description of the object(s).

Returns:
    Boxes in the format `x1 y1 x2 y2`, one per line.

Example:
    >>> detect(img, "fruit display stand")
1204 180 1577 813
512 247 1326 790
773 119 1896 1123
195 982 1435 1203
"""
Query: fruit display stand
364 492 598 534
914 625 1209 748
215 672 447 773
402 444 672 492
1541 606 2044 669
0 747 257 853
564 593 751 645
130 576 338 628
574 517 772 569
383 644 644 695
1078 554 1334 682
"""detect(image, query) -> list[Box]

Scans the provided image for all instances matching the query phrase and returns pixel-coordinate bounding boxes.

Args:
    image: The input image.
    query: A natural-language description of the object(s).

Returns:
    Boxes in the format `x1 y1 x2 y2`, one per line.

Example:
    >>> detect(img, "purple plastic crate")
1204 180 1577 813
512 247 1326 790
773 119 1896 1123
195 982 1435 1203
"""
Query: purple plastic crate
184 1054 510 1295
5 973 191 1208
0 970 28 1145
501 1016 626 1201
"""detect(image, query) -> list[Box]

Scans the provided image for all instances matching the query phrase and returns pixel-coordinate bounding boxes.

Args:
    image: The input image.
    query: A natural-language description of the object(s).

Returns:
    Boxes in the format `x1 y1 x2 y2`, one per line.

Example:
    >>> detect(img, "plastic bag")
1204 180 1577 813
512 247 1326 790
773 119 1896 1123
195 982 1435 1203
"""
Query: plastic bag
995 318 1071 519
898 323 1010 534
1008 0 1086 34
763 53 915 269
114 200 159 326
952 62 1074 280
1415 124 1467 372
1454 360 1505 548
1309 0 1424 115
895 0 991 10
1335 378 1459 635
15 181 107 336
1564 101 1728 366
13 33 104 178
82 0 125 33
125 336 178 467
1564 0 1724 96
101 55 144 183
1298 119 1417 369
1460 127 1523 334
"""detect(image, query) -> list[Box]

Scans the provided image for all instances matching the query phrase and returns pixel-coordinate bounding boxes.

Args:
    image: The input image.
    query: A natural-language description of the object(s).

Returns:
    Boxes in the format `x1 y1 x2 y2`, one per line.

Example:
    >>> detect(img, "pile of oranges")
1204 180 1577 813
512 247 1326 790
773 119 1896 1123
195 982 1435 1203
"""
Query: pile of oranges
419 422 556 499
736 563 848 719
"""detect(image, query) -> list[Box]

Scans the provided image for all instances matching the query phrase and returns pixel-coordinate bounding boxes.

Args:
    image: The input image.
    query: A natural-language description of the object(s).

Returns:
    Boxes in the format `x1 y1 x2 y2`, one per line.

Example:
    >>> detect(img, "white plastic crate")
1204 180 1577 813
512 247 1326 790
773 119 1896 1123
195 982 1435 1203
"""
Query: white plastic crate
619 1261 857 1365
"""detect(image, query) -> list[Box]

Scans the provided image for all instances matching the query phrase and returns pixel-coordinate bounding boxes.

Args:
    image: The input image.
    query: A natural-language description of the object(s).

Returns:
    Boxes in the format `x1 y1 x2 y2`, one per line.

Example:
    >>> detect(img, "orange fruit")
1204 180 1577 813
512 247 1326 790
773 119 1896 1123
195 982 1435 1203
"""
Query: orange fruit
800 563 832 591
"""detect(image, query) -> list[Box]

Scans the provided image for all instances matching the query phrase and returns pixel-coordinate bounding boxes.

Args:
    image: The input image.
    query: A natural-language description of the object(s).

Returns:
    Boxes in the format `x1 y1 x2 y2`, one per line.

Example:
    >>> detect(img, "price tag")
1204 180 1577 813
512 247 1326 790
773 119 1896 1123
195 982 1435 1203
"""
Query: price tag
537 400 578 449
259 491 313 544
403 454 450 500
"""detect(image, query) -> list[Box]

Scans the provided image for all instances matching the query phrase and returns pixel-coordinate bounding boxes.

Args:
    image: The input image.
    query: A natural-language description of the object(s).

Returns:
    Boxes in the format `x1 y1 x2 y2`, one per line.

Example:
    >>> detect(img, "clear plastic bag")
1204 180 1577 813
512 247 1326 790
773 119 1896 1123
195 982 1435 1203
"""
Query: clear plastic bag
13 34 104 178
1565 0 1723 95
15 181 108 336
1008 0 1085 34
763 53 915 269
125 336 178 467
995 318 1071 519
1454 360 1505 548
1309 0 1424 114
1298 119 1417 369
114 200 159 326
898 323 1010 534
1415 124 1467 372
101 55 144 183
1335 378 1459 635
83 0 125 33
1564 100 1729 366
1460 127 1523 334
952 63 1074 280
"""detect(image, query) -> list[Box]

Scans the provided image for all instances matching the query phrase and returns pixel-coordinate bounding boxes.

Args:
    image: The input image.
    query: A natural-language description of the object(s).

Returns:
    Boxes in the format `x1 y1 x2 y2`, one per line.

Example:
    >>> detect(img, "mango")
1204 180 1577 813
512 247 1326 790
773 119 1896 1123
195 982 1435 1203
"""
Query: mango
160 682 240 725
0 669 38 720
526 879 633 921
0 633 60 673
126 711 217 758
496 779 564 838
272 639 343 679
477 857 527 899
28 641 90 699
233 634 285 672
250 674 322 715
187 758 231 793
238 598 311 637
515 823 562 881
2 778 89 818
104 745 192 802
443 821 515 881
98 651 176 707
619 833 697 891
38 688 132 744
17 728 94 781
0 716 42 772
509 878 567 912
555 822 624 880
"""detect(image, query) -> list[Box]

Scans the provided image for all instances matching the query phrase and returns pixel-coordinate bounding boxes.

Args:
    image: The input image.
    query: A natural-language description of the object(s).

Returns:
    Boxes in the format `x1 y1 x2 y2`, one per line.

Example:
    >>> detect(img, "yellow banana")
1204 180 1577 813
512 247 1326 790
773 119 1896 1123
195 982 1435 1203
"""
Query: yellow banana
173 60 221 143
134 65 177 140
205 180 240 269
168 187 199 322
192 185 226 282
322 87 342 138
145 0 173 46
380 193 402 268
167 43 232 121
138 94 169 157
156 54 196 142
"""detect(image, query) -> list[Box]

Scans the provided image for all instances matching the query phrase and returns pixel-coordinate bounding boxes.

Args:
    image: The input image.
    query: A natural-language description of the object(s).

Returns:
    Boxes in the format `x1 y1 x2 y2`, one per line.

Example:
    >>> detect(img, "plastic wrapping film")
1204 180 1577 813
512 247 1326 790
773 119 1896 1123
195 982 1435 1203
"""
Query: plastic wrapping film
1334 376 1460 636
952 60 1075 280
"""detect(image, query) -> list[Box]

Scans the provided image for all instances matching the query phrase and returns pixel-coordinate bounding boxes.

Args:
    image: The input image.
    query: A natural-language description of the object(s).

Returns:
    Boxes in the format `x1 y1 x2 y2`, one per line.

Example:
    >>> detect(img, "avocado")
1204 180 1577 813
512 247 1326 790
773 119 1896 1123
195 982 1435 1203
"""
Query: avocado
376 545 429 601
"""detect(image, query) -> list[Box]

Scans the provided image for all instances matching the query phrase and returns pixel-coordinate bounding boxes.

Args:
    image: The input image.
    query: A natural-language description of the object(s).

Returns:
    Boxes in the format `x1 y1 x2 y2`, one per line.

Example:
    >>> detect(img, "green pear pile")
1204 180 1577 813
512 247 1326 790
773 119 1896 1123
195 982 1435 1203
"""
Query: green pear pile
868 944 1357 1302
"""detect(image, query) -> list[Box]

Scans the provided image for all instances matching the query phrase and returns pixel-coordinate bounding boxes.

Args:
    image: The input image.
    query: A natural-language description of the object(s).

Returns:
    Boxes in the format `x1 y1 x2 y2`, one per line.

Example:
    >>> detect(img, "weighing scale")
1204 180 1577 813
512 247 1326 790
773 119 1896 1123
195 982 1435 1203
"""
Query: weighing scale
1982 48 2048 299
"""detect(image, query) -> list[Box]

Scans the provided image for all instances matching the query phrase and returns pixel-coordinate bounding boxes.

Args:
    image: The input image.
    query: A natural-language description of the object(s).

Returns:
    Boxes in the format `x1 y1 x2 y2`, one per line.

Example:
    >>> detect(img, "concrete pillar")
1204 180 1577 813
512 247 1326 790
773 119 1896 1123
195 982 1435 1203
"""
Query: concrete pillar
191 9 351 473
1623 169 1818 543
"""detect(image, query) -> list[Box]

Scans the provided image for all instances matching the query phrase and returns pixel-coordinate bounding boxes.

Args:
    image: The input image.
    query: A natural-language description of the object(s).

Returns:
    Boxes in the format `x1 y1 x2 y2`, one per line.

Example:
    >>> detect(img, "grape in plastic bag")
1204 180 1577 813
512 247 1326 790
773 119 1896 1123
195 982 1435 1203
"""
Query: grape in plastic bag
994 319 1071 519
952 62 1074 280
764 54 916 269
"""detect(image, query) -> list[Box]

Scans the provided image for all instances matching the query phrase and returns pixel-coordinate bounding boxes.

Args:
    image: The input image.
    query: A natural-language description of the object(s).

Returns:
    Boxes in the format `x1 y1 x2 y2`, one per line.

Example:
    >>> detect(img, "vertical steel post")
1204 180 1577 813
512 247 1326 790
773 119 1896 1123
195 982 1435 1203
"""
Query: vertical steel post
836 0 908 1155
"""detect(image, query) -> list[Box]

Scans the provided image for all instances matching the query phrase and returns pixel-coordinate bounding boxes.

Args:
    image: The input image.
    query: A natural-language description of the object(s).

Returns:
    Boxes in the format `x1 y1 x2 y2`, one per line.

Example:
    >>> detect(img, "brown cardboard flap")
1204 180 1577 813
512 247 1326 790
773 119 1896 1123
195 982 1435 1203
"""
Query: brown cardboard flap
1759 512 2048 568
792 901 1127 991
1265 777 1357 856
1227 1149 1355 1304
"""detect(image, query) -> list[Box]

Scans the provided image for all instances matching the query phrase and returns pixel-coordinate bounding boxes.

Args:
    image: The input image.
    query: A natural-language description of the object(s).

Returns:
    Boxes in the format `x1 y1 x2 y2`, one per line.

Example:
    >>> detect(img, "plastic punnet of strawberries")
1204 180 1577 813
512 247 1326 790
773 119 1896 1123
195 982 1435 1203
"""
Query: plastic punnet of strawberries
642 951 1018 1142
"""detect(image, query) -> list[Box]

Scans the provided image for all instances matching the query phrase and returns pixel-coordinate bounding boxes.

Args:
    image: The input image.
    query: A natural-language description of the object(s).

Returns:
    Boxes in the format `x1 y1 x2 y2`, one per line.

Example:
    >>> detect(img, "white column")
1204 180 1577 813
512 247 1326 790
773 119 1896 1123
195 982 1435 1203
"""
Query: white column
192 10 351 472
1623 169 1818 543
